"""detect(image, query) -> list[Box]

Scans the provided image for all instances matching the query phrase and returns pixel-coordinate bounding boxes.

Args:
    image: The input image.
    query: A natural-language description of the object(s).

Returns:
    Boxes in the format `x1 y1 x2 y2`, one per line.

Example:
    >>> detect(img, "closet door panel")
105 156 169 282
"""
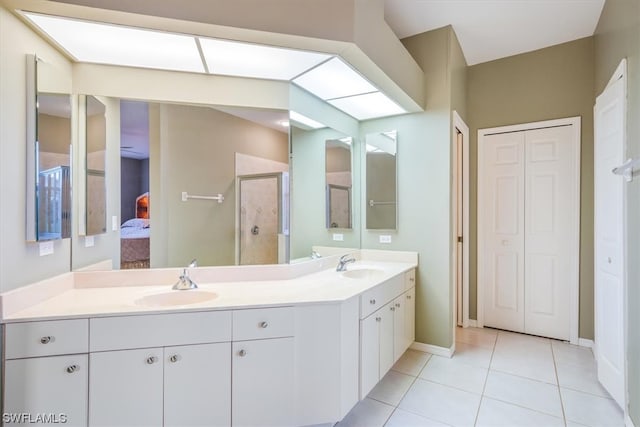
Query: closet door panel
524 125 576 340
480 132 526 332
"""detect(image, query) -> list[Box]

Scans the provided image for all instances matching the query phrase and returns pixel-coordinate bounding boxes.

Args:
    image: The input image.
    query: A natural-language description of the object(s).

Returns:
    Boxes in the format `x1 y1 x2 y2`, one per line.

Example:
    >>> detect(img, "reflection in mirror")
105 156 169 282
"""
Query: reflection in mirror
85 96 107 235
116 101 290 269
365 130 397 230
325 137 352 229
34 90 72 241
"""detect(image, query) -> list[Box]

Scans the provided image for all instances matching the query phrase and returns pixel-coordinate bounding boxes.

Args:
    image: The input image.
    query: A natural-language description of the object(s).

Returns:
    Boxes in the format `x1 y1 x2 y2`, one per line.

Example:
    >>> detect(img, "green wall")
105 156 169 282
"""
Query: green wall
594 0 640 423
360 26 466 348
467 37 596 339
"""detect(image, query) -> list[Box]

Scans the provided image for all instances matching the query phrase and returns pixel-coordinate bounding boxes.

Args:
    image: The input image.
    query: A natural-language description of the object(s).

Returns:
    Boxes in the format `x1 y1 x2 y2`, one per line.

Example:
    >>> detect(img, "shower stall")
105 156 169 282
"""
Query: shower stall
236 172 289 265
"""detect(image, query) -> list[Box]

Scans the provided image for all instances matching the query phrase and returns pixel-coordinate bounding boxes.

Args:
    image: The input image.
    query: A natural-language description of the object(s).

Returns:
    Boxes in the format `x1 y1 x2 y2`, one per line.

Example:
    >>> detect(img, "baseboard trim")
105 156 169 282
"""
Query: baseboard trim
468 319 478 327
578 338 594 348
411 342 454 358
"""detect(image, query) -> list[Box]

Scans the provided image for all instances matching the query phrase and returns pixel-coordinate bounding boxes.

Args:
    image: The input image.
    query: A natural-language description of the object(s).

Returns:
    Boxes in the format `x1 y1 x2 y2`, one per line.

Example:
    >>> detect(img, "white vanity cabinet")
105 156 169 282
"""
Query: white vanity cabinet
232 307 294 427
88 311 233 427
3 319 89 427
359 269 416 399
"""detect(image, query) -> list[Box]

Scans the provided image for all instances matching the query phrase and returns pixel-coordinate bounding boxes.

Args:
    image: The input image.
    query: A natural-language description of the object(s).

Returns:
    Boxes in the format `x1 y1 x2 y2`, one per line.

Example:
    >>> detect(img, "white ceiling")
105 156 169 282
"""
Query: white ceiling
384 0 606 65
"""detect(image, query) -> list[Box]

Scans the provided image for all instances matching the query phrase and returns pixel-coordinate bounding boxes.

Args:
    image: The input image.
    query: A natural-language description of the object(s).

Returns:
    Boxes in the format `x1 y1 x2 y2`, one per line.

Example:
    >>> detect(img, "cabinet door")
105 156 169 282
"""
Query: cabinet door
5 355 88 427
393 296 406 362
89 348 163 427
359 313 380 399
164 343 231 427
404 288 416 351
232 337 294 426
379 303 395 377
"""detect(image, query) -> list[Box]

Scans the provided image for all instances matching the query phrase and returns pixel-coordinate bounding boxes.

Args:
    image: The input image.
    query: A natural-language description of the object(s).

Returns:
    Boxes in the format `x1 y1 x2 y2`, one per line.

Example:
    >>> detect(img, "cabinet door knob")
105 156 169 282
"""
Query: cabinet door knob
410 277 415 282
146 356 158 365
169 354 181 363
390 306 395 311
370 299 376 305
395 303 401 308
238 349 247 357
375 317 381 322
607 257 612 264
66 365 79 374
259 321 269 329
40 336 52 344
406 295 412 300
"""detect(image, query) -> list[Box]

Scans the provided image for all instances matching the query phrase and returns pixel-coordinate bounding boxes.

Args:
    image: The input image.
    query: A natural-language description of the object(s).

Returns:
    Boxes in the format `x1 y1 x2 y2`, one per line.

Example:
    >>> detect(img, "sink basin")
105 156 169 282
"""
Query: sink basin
342 267 385 280
135 290 218 307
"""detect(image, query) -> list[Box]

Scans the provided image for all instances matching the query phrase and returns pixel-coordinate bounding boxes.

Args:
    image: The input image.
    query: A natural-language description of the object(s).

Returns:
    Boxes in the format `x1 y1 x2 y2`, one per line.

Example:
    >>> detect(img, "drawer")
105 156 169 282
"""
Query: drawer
232 307 294 341
4 319 88 359
404 269 416 291
360 275 405 319
360 285 386 319
90 311 232 352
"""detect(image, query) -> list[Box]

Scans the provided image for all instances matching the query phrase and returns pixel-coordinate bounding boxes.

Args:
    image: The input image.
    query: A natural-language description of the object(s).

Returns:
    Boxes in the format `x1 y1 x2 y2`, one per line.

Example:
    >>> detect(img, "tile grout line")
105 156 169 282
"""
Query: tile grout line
550 340 569 426
382 352 433 427
473 330 499 426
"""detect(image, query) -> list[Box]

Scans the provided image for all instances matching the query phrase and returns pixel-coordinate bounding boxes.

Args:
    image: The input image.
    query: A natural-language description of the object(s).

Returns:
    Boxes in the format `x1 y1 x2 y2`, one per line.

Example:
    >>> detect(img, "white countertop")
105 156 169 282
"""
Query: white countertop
1 252 417 322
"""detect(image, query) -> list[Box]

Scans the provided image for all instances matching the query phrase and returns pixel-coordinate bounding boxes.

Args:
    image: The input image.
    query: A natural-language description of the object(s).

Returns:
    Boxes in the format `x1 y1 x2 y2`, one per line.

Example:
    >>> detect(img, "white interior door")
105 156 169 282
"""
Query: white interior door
523 126 576 340
480 121 579 341
594 74 626 408
480 131 526 333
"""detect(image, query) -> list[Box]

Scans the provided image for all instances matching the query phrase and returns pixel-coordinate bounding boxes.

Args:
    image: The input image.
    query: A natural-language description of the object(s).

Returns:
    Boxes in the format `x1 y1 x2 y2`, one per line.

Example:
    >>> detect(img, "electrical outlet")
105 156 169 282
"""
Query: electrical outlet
39 241 54 256
379 235 392 244
85 236 95 247
333 233 344 241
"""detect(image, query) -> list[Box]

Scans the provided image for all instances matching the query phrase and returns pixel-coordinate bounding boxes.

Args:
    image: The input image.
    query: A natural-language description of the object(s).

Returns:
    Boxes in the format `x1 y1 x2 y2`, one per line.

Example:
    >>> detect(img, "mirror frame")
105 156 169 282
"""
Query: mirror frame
26 54 38 241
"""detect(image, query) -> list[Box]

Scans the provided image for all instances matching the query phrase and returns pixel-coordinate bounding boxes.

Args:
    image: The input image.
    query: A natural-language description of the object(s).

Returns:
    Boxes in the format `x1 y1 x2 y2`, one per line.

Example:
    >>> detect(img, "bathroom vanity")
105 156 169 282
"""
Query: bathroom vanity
0 251 417 427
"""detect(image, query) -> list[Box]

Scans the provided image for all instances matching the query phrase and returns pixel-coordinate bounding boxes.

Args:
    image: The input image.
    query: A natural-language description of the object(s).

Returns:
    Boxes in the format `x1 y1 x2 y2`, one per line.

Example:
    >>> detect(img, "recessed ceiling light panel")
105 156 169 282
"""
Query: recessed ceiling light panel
328 92 406 120
199 38 330 81
293 57 377 100
289 111 325 129
23 12 205 73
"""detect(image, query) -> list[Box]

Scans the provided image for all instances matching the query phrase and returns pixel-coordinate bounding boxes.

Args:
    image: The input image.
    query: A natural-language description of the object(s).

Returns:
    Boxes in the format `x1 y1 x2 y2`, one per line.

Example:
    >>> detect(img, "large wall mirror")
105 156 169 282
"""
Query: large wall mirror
85 95 107 235
325 137 352 229
365 130 397 230
26 55 72 241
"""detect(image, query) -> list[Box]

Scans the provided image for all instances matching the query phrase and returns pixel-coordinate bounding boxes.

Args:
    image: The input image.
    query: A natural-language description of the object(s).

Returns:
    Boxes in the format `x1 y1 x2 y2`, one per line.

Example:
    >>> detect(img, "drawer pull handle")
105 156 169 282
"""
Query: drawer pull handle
146 356 158 365
375 317 381 322
259 321 269 329
390 306 395 311
238 349 247 357
407 295 412 300
370 299 376 305
169 354 181 363
66 365 79 374
40 336 52 344
396 303 401 308
410 277 415 282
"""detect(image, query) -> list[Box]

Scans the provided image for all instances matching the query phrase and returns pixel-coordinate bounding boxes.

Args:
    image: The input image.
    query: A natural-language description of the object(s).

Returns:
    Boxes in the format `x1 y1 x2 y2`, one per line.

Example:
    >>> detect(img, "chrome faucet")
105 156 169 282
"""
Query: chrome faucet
311 250 322 259
336 254 356 272
173 259 198 290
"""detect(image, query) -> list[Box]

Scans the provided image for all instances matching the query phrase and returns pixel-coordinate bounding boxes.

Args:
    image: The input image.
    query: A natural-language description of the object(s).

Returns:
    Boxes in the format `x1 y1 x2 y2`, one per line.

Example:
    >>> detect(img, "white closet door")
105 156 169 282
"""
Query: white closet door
523 126 577 340
481 131 526 332
594 75 625 408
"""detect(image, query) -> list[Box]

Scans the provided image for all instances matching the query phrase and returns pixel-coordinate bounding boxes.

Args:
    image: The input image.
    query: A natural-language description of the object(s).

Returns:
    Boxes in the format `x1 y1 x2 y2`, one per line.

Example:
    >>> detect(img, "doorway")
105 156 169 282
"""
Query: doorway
477 117 581 343
453 111 470 333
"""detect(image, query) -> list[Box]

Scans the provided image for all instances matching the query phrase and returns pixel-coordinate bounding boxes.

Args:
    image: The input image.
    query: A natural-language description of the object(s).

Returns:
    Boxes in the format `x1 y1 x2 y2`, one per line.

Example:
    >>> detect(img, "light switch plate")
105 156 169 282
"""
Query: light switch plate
379 235 392 244
333 233 344 241
112 216 119 231
39 241 54 256
85 236 95 247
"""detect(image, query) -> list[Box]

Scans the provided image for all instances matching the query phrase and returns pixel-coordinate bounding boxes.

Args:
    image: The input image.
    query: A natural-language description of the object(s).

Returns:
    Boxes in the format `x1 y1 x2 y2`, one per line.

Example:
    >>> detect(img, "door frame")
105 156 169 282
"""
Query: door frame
477 116 581 345
452 111 470 331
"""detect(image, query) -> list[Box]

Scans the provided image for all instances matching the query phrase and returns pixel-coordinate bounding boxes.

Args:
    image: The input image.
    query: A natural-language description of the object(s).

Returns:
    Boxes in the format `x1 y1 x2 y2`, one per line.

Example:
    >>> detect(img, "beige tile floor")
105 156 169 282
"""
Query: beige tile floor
337 327 624 427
